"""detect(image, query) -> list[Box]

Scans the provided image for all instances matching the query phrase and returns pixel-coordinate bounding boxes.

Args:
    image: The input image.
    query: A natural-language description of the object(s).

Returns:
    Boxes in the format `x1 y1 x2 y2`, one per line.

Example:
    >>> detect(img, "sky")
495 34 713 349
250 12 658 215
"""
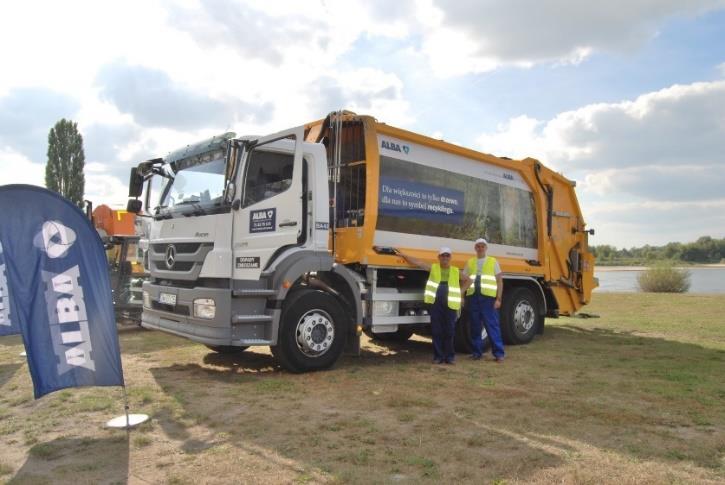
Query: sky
1 0 724 248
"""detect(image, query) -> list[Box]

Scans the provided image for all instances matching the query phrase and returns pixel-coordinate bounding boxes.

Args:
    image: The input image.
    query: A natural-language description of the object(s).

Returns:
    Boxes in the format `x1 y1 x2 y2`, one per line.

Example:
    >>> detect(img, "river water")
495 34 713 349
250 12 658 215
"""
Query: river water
595 267 725 293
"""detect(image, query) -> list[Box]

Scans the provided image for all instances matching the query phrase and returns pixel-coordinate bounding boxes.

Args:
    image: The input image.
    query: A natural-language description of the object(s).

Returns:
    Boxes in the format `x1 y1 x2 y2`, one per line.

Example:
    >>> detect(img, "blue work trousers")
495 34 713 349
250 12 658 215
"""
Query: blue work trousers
430 284 456 363
468 294 504 359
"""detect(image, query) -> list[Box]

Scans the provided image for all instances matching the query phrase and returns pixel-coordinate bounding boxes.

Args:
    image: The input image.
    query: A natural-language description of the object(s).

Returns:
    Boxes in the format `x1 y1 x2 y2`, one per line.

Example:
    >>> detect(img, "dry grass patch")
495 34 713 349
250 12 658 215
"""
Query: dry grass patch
0 293 723 483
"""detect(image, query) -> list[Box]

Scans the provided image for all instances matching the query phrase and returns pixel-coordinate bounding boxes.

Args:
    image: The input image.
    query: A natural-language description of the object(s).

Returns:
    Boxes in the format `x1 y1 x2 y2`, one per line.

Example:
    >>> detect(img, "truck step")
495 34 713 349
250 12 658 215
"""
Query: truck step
232 314 273 324
232 289 277 298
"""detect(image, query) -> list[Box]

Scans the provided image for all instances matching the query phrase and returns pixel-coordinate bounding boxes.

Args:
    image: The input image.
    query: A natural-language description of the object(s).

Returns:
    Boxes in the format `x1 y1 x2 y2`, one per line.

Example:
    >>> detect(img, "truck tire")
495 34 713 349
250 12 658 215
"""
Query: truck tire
364 327 414 342
454 310 489 354
500 287 541 345
204 345 249 354
272 290 348 373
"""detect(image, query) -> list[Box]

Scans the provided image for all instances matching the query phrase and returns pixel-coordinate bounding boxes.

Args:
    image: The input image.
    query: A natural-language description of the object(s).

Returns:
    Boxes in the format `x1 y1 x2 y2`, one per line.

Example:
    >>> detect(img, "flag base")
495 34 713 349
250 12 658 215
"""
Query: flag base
106 414 149 429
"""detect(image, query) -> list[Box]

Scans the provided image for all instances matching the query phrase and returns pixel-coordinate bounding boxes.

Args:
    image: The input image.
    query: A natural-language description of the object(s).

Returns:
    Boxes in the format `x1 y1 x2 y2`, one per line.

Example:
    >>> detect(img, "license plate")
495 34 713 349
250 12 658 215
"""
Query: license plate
159 292 177 305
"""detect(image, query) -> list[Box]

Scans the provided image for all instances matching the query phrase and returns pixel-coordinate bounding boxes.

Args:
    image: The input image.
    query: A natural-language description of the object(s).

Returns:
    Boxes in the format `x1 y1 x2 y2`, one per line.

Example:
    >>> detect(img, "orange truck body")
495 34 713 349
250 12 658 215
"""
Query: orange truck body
305 113 596 316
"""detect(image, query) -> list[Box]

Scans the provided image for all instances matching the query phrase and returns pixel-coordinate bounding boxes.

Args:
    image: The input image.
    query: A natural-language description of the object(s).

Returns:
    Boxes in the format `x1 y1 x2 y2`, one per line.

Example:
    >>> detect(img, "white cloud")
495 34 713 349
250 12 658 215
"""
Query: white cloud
582 165 725 201
307 68 413 126
474 80 725 246
0 149 45 187
476 80 725 172
417 0 725 76
84 173 131 207
584 199 725 246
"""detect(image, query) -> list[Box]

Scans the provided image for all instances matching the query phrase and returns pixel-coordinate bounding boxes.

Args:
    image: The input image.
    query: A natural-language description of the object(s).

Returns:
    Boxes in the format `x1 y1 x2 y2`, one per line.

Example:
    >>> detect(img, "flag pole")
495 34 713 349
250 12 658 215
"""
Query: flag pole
106 384 149 429
123 385 130 431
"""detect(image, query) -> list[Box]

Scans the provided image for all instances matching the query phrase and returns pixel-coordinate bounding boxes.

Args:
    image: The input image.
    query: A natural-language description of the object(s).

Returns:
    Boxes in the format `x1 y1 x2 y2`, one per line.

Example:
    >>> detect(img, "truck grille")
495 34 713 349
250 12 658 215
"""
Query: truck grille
151 261 194 272
152 242 202 254
149 242 214 281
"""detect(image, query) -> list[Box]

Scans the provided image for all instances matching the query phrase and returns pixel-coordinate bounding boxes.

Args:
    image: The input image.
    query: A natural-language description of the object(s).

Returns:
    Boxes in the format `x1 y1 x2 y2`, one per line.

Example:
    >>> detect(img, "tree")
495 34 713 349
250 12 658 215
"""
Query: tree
45 118 85 206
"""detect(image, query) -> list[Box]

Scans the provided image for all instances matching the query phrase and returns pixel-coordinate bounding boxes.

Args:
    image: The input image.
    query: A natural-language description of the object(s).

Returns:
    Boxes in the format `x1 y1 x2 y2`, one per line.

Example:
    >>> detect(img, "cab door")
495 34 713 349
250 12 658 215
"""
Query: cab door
232 127 304 280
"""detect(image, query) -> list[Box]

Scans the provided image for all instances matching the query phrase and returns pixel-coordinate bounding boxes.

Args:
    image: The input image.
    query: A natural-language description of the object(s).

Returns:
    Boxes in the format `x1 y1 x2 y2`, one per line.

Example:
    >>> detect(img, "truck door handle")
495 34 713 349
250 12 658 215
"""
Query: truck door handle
279 221 298 227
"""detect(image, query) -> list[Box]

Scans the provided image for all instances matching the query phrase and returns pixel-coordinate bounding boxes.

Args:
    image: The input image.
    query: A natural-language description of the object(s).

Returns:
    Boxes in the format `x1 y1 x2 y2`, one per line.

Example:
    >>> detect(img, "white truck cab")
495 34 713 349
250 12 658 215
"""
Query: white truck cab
129 126 363 372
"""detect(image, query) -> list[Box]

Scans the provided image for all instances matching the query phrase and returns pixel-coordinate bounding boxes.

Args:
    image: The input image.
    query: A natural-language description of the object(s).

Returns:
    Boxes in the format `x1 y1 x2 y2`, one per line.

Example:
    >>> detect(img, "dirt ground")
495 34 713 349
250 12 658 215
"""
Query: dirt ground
1 293 724 484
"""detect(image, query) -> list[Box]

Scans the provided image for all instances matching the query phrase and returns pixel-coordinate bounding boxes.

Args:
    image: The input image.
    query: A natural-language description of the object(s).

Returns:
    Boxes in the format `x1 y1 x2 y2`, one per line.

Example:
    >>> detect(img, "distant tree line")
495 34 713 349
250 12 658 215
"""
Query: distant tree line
591 236 725 265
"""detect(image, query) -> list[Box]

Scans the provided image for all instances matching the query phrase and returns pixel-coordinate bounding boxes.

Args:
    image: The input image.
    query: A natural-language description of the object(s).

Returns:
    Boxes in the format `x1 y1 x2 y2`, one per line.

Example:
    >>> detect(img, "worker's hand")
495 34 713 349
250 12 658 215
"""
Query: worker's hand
494 298 502 310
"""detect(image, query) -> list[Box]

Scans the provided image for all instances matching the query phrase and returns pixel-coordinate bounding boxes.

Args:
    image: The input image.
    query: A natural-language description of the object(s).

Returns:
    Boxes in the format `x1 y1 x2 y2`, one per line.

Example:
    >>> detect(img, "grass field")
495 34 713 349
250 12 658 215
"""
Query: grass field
1 293 724 484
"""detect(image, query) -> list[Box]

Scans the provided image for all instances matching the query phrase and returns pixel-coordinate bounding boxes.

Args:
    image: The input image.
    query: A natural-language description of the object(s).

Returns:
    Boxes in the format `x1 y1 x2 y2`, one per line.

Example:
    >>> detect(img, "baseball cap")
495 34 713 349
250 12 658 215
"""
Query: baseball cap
474 238 488 245
438 246 452 256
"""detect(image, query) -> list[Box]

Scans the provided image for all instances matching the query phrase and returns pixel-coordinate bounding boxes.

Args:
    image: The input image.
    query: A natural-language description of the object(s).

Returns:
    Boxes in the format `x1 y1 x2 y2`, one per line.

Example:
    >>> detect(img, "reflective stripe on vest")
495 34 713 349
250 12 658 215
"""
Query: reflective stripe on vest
466 257 498 297
424 264 461 310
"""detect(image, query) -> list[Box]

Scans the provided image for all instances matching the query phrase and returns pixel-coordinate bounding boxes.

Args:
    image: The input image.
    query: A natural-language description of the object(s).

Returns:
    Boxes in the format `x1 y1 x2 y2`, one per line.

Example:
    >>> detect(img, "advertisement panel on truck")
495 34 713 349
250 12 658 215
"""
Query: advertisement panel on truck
374 135 538 260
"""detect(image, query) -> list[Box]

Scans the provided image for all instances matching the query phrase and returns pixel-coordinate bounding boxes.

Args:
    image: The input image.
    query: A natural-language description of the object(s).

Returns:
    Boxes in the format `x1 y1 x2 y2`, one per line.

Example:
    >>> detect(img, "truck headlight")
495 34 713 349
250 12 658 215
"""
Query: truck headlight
193 298 216 319
143 290 151 308
373 300 398 316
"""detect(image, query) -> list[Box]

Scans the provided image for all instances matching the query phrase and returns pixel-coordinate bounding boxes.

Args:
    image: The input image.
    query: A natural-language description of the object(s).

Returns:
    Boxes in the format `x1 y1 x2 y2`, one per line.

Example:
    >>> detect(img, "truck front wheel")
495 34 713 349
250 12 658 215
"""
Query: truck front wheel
500 287 542 345
272 290 348 373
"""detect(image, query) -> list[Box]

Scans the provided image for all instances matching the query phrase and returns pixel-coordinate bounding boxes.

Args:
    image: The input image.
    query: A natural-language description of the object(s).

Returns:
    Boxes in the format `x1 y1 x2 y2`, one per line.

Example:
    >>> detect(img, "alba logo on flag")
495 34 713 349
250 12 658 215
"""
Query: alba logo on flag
33 220 96 373
35 221 78 259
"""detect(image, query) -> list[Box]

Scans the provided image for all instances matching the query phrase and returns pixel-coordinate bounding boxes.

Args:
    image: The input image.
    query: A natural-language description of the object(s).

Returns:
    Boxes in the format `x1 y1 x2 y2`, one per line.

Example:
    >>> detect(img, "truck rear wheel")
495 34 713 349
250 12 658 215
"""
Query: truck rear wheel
500 287 541 345
272 290 348 373
454 310 489 354
205 345 249 354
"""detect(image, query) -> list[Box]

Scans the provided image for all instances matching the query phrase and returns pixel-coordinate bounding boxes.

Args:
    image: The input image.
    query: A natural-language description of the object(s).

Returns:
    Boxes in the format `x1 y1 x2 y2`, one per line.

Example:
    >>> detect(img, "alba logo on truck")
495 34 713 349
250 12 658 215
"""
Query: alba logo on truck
253 210 274 220
381 140 410 154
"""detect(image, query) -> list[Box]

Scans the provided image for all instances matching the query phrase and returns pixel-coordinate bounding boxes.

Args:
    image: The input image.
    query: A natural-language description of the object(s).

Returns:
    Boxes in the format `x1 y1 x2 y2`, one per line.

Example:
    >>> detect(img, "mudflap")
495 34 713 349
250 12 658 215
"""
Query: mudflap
345 329 361 356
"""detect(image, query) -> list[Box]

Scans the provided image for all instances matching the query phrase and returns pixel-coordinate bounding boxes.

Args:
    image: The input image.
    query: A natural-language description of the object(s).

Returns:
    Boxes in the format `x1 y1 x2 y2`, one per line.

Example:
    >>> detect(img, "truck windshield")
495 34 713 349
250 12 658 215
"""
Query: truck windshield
158 156 226 214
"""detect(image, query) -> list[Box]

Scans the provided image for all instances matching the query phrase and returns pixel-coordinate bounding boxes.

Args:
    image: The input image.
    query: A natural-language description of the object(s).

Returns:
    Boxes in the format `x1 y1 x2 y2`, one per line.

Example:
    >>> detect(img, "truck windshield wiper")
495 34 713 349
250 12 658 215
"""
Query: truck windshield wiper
176 200 207 216
175 199 201 206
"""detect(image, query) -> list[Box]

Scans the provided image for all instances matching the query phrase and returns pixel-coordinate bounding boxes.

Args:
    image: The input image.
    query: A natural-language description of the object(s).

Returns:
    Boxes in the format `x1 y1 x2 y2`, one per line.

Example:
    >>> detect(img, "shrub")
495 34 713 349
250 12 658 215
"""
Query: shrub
637 265 691 293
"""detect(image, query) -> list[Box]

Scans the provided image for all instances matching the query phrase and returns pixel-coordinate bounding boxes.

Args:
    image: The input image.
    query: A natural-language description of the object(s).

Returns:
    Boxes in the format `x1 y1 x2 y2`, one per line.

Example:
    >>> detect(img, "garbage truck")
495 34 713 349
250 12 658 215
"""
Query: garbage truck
126 111 596 372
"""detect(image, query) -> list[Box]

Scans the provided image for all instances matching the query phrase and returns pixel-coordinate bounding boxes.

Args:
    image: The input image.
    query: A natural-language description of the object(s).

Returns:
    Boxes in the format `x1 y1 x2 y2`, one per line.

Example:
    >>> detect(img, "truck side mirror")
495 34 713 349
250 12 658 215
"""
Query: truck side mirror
129 167 144 198
127 199 142 213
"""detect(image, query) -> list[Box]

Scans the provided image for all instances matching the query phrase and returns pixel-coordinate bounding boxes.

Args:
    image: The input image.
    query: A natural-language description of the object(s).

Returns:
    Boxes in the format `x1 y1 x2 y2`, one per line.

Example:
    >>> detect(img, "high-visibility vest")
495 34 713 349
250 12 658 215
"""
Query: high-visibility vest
465 257 498 297
424 264 461 310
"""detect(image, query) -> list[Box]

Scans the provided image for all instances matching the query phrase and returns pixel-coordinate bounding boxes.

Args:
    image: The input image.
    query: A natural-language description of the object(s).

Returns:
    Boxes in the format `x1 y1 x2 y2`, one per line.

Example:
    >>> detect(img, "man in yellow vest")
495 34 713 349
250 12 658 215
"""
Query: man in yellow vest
397 247 461 364
462 238 505 362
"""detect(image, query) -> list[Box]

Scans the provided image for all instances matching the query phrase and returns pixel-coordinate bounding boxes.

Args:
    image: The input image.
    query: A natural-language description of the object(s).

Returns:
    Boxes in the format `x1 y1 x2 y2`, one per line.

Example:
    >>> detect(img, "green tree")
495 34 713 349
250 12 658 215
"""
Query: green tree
45 118 85 206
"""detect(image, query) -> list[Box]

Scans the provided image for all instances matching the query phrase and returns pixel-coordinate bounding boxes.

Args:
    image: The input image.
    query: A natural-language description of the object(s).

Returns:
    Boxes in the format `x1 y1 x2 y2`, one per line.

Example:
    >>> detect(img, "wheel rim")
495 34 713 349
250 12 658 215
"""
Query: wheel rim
295 309 335 358
513 299 536 336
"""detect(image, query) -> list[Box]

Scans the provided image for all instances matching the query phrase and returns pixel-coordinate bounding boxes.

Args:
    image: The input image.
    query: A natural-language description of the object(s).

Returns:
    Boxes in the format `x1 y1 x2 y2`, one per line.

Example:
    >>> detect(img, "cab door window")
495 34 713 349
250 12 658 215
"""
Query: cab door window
242 150 294 207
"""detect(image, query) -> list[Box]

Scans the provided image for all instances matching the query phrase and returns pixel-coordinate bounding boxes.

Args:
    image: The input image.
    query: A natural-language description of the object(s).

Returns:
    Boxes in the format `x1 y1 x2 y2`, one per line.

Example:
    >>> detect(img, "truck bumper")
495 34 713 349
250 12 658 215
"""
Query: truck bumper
141 281 236 346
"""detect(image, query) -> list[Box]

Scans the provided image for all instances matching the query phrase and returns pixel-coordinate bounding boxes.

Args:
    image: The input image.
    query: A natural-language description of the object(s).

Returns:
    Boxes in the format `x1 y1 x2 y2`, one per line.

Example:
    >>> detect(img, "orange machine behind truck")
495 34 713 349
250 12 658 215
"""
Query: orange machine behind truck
127 111 596 371
90 204 146 323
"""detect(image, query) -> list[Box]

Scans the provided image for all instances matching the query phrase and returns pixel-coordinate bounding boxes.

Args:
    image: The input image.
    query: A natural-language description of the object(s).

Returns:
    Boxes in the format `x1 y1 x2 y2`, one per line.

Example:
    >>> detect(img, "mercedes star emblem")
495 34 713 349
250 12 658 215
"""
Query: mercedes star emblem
165 244 177 269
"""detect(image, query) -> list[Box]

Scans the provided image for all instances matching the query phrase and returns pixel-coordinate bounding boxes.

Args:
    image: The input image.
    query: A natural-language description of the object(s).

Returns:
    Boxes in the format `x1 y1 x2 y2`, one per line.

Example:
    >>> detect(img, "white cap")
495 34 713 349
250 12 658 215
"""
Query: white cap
474 238 488 245
438 246 452 255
